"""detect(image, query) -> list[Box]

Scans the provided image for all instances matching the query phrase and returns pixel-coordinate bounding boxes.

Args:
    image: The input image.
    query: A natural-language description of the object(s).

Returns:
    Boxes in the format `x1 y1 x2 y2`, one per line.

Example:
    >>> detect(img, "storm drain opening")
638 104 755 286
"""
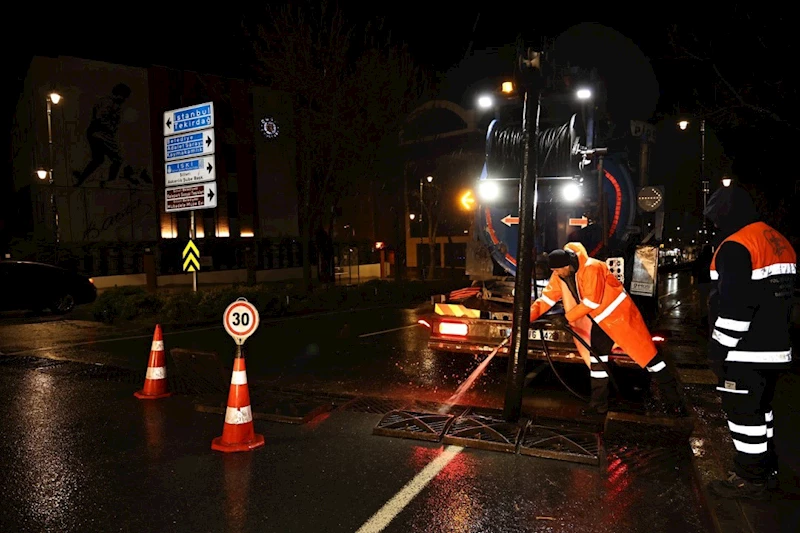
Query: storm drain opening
519 418 603 466
442 408 522 453
373 410 455 442
195 388 341 424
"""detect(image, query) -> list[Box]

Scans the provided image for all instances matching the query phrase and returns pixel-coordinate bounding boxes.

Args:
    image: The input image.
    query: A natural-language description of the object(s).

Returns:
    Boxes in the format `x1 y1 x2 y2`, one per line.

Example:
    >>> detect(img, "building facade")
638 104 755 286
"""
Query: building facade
8 55 300 277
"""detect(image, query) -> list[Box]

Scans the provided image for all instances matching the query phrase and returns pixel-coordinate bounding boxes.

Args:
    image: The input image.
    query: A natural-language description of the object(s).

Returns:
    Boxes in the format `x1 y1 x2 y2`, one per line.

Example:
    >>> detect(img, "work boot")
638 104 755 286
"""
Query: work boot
589 379 609 414
708 471 768 500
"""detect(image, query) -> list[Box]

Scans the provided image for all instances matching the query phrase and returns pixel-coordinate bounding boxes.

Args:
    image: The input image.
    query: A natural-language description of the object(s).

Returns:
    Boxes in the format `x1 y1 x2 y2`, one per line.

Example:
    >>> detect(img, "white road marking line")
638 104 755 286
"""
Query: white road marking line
358 325 417 338
2 304 397 356
355 445 463 533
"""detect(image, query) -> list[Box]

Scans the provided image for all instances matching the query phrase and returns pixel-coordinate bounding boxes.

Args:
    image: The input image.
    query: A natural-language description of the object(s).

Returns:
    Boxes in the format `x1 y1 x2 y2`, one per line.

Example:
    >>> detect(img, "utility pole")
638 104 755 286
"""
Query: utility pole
503 49 542 422
700 119 708 244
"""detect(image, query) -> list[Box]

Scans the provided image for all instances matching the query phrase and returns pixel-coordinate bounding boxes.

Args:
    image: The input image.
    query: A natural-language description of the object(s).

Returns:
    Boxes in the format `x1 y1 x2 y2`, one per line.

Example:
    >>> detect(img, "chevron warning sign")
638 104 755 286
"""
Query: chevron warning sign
183 240 200 272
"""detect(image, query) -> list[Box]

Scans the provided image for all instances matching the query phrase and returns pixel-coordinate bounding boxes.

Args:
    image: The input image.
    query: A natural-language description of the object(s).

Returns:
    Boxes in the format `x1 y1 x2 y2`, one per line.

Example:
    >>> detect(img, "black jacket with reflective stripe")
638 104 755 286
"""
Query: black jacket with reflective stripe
709 221 796 369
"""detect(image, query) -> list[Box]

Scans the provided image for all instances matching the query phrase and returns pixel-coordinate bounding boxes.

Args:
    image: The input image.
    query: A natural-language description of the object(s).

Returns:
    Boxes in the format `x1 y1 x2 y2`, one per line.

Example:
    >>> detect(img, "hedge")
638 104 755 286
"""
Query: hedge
91 279 467 326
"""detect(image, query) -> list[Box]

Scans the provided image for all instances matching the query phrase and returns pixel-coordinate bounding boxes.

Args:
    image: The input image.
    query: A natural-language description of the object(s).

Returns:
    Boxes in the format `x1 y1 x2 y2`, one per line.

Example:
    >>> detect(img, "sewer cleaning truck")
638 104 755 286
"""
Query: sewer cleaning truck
418 73 663 369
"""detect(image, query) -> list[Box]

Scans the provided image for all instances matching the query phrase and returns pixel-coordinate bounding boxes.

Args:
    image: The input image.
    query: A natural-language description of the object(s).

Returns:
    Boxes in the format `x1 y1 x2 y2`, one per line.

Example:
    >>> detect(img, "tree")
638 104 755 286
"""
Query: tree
661 16 798 239
409 149 483 280
244 2 429 289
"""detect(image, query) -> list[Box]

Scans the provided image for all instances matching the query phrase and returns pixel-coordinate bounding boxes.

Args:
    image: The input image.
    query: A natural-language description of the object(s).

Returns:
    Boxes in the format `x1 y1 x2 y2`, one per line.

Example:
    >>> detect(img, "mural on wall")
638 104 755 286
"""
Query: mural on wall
23 56 158 243
73 83 152 188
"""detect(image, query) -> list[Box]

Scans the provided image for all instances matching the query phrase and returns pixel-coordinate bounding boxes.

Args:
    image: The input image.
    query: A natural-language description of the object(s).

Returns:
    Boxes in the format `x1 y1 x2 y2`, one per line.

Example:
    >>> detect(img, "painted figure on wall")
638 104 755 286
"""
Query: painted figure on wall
73 83 152 187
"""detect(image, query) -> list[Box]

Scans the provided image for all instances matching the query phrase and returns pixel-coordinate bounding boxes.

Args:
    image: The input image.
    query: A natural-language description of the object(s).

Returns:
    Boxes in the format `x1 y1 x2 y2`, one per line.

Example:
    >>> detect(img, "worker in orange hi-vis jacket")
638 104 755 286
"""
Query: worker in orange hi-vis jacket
703 185 796 500
529 242 684 416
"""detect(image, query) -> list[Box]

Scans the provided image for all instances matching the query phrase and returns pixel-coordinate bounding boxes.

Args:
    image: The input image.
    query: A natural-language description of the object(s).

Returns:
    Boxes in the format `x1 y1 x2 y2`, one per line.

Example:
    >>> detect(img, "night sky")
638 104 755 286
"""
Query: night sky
6 5 791 233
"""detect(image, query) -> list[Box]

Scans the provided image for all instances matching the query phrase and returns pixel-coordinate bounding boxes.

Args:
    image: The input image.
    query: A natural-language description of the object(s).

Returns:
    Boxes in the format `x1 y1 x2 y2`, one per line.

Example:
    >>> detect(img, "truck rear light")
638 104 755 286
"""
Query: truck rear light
439 321 468 336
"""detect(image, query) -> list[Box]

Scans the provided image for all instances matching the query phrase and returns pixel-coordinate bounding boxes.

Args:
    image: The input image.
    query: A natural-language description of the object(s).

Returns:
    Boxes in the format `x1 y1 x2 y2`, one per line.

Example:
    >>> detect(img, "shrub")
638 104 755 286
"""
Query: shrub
90 278 467 325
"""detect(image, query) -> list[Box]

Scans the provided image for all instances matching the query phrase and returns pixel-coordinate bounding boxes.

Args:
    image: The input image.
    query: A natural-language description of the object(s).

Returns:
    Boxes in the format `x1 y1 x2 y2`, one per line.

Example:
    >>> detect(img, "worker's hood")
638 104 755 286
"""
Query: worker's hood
703 186 758 236
564 242 589 269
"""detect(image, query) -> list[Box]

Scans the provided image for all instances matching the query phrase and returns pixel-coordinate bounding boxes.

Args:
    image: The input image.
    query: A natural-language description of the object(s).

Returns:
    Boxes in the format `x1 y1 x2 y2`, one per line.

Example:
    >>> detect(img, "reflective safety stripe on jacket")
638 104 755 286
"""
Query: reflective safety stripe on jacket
710 221 797 367
530 242 657 368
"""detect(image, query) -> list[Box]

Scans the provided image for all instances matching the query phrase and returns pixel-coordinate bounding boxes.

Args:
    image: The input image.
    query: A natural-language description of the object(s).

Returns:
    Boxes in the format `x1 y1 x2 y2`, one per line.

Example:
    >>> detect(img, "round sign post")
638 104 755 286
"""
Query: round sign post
223 298 260 353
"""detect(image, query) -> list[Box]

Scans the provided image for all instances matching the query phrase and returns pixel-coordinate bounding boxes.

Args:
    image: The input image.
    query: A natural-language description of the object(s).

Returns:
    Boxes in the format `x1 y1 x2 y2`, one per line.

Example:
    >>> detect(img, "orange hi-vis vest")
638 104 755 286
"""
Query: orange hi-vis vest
529 242 658 368
709 221 796 366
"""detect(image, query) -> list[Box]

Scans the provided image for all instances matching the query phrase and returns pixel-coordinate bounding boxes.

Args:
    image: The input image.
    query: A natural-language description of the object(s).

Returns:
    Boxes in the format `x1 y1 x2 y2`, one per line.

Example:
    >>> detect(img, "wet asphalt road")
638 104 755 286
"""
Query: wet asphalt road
0 273 714 532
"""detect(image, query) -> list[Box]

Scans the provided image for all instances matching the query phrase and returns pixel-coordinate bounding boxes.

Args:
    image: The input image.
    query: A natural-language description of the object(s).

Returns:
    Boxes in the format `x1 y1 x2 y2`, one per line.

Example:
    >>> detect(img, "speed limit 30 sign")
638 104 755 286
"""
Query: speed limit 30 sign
223 298 260 345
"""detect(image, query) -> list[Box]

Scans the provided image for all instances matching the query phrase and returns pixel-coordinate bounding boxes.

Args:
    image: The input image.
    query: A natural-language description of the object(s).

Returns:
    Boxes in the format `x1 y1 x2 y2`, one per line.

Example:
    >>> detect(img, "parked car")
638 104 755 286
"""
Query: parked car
0 261 97 314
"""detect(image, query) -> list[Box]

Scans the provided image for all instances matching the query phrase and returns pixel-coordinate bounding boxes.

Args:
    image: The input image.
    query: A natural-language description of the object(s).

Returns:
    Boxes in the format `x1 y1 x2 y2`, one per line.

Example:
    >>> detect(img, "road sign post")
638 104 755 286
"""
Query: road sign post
224 298 260 349
163 101 217 292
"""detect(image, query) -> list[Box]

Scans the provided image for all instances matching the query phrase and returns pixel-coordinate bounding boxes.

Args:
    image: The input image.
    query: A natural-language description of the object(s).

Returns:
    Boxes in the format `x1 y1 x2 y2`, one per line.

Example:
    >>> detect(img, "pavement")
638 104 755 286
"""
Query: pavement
656 280 800 533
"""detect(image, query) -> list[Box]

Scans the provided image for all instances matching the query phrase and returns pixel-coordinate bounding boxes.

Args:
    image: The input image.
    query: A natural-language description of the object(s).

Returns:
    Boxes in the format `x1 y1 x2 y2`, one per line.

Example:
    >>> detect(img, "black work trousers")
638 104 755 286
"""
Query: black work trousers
588 323 615 410
716 365 780 482
588 323 677 410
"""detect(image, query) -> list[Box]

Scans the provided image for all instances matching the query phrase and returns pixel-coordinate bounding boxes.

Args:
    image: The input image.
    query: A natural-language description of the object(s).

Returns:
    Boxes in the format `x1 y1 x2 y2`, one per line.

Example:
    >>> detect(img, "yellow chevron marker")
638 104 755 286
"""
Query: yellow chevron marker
434 303 480 318
182 240 200 272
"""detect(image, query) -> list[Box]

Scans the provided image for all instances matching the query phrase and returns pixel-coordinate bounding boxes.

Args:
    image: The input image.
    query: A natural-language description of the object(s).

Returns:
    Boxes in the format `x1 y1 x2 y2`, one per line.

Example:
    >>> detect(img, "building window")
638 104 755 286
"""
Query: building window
444 243 467 268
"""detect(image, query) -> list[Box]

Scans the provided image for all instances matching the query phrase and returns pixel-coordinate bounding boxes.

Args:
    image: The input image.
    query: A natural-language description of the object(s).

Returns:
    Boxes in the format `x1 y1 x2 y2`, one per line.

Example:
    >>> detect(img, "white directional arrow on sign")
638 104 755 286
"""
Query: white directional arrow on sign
165 155 216 187
164 129 215 161
501 215 519 227
165 182 217 213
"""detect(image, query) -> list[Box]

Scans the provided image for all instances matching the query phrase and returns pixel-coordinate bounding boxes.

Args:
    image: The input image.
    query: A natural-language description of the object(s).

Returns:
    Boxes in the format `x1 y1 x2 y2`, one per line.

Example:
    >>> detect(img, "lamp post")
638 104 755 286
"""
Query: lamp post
43 92 62 259
678 117 708 244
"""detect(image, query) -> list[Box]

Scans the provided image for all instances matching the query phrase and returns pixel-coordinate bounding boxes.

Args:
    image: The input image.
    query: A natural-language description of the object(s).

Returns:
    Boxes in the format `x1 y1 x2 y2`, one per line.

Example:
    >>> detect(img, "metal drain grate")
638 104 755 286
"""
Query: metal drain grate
442 409 522 453
34 360 143 384
373 410 455 442
519 419 602 466
338 396 410 414
0 355 66 370
195 388 339 424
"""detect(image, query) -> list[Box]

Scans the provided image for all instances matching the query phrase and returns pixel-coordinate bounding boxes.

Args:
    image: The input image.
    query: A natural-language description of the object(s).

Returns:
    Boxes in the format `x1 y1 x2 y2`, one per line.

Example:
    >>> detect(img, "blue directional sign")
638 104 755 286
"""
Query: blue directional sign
165 155 216 187
164 129 215 161
163 102 215 136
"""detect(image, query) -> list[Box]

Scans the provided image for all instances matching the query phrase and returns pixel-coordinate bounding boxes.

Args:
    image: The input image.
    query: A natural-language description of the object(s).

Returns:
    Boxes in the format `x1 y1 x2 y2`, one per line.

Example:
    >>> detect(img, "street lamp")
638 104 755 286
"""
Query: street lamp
44 92 62 258
722 176 732 187
576 88 592 100
678 118 708 243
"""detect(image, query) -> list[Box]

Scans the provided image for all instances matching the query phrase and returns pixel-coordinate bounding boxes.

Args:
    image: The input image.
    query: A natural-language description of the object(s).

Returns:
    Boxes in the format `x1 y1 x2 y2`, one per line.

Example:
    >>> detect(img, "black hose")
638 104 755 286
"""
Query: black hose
531 319 621 402
561 323 621 394
538 326 589 402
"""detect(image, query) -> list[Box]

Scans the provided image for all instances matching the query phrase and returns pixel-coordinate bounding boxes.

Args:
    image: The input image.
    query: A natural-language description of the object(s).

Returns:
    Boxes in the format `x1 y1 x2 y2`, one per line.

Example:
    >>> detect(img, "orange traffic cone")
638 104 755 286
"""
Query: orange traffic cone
212 357 264 452
134 325 172 400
